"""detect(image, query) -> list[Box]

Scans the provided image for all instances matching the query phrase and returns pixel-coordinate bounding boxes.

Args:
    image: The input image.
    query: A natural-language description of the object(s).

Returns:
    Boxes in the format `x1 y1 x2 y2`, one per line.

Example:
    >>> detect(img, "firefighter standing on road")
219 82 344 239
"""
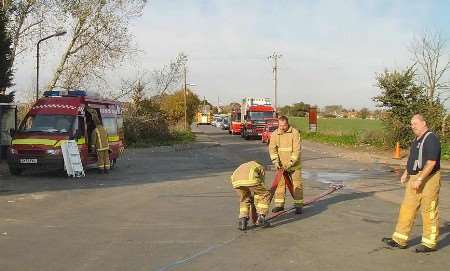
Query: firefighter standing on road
269 116 303 214
231 161 271 230
383 114 442 253
91 117 110 174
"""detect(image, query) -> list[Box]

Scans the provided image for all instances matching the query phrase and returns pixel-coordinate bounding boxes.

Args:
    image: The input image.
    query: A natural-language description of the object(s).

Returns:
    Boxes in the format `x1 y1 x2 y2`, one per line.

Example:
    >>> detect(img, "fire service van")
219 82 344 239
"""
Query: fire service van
7 90 124 175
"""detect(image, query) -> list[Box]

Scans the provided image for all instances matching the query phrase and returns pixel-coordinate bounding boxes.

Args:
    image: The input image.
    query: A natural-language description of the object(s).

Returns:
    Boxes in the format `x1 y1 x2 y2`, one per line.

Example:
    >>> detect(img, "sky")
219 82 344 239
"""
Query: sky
12 0 450 109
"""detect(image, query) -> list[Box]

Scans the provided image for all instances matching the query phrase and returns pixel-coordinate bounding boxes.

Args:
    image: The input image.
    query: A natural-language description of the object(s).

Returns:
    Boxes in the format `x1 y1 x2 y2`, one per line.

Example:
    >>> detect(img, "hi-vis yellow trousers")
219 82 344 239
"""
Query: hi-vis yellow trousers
274 169 303 208
235 183 271 218
392 171 441 249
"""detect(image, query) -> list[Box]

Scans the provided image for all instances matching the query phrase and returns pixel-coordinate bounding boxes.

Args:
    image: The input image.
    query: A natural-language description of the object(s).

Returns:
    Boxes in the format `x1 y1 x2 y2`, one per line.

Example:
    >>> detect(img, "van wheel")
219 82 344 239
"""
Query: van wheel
9 166 22 176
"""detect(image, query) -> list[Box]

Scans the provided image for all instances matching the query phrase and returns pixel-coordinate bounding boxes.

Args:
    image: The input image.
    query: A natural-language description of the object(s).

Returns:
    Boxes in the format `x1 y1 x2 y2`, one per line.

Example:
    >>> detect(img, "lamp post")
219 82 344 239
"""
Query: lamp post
36 30 67 101
183 65 197 130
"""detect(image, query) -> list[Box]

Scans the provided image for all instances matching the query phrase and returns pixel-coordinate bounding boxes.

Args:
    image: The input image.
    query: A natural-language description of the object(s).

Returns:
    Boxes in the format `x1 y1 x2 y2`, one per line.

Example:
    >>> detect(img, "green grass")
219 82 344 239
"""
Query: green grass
289 116 449 160
128 130 195 148
289 117 383 135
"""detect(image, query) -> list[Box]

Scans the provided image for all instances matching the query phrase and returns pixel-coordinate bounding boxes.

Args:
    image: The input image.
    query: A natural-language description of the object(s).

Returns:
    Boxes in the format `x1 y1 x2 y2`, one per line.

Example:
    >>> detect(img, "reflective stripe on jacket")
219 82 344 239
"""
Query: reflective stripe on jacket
268 126 301 170
231 161 265 188
91 125 109 151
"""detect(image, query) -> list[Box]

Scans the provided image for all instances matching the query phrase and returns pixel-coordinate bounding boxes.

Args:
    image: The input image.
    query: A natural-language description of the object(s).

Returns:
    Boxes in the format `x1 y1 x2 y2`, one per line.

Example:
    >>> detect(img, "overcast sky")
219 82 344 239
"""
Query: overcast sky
12 0 450 109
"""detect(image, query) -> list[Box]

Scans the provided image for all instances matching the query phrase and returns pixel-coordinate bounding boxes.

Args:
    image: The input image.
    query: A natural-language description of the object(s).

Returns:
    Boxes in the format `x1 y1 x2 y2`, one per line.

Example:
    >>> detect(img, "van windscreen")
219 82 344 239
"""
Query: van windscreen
20 115 75 134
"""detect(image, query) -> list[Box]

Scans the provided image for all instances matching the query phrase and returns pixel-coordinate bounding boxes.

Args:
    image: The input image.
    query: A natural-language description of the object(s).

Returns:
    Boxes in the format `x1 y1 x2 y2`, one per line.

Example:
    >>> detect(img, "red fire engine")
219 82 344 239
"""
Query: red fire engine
240 97 275 140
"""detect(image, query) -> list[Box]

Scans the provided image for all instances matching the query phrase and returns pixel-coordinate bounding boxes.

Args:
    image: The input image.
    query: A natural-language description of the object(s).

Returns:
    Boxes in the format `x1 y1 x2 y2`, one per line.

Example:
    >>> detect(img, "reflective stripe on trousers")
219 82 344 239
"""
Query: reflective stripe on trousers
392 172 441 248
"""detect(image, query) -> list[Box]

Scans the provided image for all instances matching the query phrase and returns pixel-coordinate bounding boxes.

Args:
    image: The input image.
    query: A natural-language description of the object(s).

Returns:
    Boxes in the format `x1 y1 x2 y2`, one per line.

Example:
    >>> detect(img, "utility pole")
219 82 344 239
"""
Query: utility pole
268 51 282 114
183 65 187 130
217 96 220 113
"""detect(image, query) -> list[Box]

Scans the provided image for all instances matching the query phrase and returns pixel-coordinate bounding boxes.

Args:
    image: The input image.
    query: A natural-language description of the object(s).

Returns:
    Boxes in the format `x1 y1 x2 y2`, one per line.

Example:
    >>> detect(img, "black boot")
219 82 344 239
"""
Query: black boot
272 206 284 213
98 168 104 174
295 206 303 214
104 168 109 174
382 237 407 249
256 214 270 228
415 244 436 253
238 217 248 231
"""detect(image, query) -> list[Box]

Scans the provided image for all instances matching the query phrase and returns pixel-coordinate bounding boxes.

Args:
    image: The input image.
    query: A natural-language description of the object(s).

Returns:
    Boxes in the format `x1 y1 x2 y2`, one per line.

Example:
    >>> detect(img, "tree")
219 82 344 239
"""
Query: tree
160 89 201 126
0 8 14 95
48 0 147 90
151 52 187 95
373 66 445 147
411 31 450 100
4 1 48 68
359 107 369 119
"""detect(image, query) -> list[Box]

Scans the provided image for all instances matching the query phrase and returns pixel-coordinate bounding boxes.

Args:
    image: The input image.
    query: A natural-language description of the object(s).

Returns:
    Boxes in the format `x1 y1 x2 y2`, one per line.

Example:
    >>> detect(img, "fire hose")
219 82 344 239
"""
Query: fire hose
250 169 344 224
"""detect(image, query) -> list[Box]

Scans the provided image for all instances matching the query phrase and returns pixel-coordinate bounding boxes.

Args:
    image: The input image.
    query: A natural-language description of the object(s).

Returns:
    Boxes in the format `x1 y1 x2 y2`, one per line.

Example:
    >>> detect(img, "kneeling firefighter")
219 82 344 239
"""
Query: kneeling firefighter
231 161 271 230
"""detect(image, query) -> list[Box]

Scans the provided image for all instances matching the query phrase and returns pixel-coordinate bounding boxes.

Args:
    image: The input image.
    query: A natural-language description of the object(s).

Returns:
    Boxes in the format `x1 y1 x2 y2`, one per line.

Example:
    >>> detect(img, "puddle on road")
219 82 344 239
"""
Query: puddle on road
303 164 402 184
303 170 362 184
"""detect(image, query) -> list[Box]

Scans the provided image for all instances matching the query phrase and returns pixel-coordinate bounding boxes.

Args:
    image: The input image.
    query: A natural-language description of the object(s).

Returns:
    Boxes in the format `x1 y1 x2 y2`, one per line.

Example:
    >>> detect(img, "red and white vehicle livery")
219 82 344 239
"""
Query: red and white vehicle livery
7 90 125 175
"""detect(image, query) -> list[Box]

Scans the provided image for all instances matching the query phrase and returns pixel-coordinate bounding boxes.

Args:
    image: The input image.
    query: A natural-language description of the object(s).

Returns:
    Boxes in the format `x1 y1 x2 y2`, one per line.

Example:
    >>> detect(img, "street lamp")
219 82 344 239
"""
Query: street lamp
36 30 67 101
184 81 197 130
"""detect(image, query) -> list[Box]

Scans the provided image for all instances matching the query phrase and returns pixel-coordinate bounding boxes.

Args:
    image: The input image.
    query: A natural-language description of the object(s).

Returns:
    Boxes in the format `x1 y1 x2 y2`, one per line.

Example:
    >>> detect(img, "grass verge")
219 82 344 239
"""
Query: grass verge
127 130 195 148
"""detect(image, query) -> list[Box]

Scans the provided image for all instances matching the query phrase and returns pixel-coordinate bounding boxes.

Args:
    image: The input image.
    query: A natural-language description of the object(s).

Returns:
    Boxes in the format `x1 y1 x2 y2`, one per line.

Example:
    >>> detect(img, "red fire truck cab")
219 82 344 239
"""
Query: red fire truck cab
7 90 125 175
240 98 275 140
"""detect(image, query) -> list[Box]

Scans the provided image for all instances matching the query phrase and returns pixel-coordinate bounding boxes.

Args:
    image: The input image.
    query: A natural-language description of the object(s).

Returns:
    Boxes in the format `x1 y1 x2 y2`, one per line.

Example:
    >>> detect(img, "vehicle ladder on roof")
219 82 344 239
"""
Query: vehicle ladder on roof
61 140 85 177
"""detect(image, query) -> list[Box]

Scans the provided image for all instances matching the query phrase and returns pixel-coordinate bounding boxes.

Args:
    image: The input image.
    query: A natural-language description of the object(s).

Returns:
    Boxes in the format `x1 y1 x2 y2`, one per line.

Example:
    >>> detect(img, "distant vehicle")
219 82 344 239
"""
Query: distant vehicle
221 117 230 130
212 115 223 127
261 118 279 144
229 106 242 135
196 104 212 125
7 89 125 175
240 97 275 140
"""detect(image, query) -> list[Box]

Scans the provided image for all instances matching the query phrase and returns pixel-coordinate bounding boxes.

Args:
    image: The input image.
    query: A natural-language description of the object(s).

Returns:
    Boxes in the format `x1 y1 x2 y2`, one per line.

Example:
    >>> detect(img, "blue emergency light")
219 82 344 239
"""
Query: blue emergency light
43 89 87 97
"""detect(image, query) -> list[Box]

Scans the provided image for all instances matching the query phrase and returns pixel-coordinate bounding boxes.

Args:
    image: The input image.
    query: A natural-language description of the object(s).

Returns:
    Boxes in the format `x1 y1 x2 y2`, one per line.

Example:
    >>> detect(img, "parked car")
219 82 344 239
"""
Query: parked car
261 118 279 144
221 117 230 130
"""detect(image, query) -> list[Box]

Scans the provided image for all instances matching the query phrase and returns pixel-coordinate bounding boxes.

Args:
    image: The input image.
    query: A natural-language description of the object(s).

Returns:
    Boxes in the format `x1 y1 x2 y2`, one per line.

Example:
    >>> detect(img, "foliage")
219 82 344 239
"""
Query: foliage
358 107 369 119
373 66 446 147
49 0 147 89
0 8 14 93
160 89 201 126
279 102 309 117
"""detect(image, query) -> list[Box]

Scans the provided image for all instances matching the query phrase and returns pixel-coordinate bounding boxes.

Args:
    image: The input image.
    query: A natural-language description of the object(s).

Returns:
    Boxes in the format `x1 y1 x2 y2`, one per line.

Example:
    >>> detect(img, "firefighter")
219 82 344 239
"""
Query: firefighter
269 116 303 214
231 161 271 230
382 114 442 253
90 116 110 174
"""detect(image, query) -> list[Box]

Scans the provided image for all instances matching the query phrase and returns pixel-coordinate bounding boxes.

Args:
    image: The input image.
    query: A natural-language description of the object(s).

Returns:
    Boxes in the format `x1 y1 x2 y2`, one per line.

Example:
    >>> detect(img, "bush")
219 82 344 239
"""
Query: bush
357 130 386 147
123 101 171 146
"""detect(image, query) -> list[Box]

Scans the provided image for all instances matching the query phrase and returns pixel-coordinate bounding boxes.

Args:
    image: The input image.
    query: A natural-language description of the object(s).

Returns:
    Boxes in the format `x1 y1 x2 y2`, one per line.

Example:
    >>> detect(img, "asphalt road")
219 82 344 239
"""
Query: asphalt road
0 125 449 271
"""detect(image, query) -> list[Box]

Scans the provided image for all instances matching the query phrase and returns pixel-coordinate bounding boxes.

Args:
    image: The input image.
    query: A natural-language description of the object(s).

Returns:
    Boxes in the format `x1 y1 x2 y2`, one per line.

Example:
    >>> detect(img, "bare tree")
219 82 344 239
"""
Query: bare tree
411 31 450 100
112 52 188 100
48 0 146 90
4 1 52 66
151 52 187 95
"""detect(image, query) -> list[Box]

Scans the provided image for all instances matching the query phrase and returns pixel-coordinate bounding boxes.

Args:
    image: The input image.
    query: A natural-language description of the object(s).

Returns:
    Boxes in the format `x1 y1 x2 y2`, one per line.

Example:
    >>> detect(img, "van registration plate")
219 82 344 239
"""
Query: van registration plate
20 159 37 164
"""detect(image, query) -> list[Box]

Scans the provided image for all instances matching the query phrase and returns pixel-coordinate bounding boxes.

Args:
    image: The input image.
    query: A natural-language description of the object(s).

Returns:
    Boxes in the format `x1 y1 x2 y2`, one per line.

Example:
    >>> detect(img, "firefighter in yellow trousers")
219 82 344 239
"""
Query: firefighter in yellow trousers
91 117 110 174
383 114 442 253
231 161 271 230
269 116 303 214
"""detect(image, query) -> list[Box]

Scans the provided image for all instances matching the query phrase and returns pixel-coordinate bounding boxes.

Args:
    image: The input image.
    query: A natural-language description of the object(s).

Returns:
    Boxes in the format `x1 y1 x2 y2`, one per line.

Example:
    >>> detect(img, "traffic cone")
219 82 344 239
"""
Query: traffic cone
393 142 401 159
